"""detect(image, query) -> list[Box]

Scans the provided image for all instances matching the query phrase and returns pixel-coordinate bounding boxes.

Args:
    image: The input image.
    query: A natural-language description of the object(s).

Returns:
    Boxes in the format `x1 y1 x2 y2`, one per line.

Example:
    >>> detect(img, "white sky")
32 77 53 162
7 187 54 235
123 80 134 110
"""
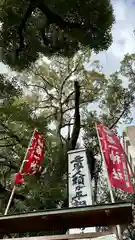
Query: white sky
0 0 135 134
89 0 135 134
91 0 135 76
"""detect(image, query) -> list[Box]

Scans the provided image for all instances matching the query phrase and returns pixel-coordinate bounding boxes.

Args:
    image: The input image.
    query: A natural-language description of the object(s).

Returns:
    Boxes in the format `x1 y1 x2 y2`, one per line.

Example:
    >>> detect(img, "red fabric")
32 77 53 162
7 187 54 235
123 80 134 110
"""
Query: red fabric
21 130 45 175
97 124 133 194
14 173 24 185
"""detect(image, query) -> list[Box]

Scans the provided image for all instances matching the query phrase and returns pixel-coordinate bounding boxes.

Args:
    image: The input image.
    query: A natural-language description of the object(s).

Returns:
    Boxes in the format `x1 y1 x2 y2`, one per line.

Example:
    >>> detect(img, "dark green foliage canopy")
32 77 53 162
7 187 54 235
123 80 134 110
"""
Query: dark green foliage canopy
0 0 114 69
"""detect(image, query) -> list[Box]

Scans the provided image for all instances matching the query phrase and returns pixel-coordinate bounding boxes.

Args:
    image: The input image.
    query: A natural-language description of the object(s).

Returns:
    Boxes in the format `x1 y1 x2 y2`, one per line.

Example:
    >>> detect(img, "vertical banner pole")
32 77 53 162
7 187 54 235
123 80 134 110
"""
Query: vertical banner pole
95 124 122 240
4 186 16 215
122 134 135 183
124 152 135 184
4 129 36 216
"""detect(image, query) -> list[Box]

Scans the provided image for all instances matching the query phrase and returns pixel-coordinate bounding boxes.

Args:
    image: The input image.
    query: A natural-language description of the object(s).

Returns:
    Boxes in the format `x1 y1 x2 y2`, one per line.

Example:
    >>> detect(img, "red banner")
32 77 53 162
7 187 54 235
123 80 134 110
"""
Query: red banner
14 129 45 185
22 130 45 175
96 124 133 193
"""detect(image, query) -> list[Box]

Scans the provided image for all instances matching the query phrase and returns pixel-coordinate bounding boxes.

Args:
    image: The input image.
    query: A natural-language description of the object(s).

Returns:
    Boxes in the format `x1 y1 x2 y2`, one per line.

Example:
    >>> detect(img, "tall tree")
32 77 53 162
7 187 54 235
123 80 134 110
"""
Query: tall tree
18 51 105 152
0 51 134 238
0 0 114 70
17 51 135 203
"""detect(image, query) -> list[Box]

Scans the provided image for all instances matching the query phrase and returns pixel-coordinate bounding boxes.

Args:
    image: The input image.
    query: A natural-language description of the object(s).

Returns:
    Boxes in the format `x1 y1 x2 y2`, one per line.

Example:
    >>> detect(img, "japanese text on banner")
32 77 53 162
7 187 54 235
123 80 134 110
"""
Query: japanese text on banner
22 130 45 175
14 129 45 185
97 124 133 193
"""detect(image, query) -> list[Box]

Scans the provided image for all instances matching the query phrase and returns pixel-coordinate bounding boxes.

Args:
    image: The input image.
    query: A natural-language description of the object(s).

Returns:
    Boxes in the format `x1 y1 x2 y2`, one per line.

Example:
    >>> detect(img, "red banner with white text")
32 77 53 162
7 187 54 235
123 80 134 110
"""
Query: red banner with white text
96 124 133 193
14 129 45 185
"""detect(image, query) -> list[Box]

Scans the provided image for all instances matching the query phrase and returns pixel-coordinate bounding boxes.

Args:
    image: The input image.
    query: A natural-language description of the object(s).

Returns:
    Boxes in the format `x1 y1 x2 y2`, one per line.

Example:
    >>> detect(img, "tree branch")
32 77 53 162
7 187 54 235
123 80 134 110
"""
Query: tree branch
55 98 64 144
62 122 74 128
110 101 131 129
62 98 95 116
0 154 18 170
2 162 18 171
16 0 81 55
32 104 57 110
69 81 80 150
0 144 18 147
44 113 56 120
26 83 46 90
60 59 81 95
67 121 71 142
34 72 54 88
16 2 36 56
60 134 67 143
0 122 27 148
0 137 12 141
62 91 74 105
80 98 96 105
37 1 81 29
26 83 57 101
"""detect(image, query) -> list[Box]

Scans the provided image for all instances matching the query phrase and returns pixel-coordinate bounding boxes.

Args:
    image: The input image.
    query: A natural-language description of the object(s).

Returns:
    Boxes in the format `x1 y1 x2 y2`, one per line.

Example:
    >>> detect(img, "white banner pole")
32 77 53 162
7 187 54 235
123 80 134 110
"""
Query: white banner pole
4 129 36 216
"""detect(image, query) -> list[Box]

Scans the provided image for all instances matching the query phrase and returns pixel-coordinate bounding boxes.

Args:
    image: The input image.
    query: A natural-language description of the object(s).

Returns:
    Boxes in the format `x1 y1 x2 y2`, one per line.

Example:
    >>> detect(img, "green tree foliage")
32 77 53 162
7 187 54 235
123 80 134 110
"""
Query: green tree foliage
120 54 135 90
0 51 134 238
0 75 50 216
15 51 135 201
82 71 134 153
0 0 114 70
84 68 135 239
82 69 135 205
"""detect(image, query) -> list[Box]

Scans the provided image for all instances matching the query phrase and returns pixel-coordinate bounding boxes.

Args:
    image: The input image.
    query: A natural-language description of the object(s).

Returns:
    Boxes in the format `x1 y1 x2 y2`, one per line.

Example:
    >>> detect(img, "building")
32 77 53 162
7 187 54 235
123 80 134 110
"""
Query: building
121 125 135 174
